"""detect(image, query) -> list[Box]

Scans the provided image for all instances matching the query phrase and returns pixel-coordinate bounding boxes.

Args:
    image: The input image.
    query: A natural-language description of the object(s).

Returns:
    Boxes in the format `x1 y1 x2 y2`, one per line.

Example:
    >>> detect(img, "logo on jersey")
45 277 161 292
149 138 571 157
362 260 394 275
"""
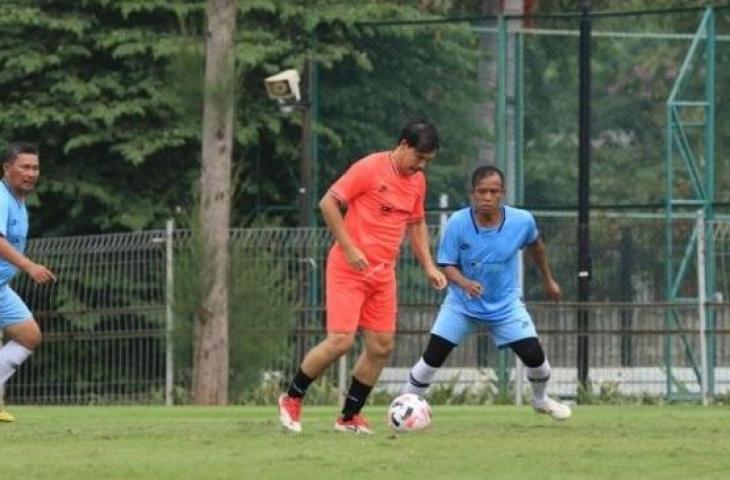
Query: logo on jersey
378 184 388 193
460 243 471 250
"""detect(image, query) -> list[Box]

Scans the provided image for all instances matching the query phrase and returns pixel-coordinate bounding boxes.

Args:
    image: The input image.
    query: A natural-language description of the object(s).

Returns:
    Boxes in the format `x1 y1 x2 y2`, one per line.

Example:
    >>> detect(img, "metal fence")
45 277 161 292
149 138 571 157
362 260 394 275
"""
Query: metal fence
4 230 172 404
2 219 729 405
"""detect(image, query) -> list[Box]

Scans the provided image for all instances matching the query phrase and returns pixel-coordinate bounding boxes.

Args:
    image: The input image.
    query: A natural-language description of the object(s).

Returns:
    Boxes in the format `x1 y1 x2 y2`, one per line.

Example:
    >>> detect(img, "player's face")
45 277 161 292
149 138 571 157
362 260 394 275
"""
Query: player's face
395 142 436 176
3 153 40 196
471 173 505 214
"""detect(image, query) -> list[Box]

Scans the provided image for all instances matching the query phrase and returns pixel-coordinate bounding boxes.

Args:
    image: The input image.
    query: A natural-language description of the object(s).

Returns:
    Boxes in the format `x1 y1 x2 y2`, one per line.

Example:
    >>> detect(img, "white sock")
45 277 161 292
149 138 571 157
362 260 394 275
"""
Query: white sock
402 357 438 396
0 341 33 386
527 359 551 404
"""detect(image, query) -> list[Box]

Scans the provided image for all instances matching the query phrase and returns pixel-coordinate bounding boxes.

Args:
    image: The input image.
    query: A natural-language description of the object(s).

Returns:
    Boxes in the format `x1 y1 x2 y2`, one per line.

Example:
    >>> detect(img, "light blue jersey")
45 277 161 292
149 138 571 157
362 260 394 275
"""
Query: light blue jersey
0 180 32 327
438 205 538 321
0 180 29 285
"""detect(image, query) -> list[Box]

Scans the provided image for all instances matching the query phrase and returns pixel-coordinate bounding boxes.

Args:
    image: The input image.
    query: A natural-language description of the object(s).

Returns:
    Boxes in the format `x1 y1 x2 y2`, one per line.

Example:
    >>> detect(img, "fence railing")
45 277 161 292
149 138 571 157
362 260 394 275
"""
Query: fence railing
1 223 728 405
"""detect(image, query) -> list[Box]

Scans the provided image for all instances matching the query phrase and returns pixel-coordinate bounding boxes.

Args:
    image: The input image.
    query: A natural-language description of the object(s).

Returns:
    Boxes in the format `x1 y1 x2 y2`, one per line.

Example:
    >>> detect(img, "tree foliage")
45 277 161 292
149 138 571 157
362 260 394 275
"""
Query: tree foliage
0 0 726 236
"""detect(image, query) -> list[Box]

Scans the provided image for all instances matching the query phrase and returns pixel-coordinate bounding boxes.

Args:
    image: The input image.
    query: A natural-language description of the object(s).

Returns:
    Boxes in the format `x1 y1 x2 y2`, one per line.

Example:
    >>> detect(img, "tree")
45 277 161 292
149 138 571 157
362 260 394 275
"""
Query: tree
193 0 236 405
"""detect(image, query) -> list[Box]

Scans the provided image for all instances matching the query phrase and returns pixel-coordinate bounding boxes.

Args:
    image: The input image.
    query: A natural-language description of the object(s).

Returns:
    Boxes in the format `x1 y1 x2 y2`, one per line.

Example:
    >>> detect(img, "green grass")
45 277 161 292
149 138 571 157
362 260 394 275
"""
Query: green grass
2 405 729 479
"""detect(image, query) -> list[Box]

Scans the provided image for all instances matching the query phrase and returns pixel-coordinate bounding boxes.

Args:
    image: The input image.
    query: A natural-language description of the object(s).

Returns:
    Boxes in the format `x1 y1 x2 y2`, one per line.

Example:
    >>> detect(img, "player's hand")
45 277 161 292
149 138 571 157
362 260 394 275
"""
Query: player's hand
544 278 561 301
344 244 369 271
26 262 56 284
460 279 483 298
425 266 447 290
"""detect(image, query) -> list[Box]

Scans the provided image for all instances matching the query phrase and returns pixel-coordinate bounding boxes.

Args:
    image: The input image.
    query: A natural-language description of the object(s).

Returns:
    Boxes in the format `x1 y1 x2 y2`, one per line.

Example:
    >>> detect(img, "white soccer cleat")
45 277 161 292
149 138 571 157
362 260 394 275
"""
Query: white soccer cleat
533 397 572 421
278 394 302 432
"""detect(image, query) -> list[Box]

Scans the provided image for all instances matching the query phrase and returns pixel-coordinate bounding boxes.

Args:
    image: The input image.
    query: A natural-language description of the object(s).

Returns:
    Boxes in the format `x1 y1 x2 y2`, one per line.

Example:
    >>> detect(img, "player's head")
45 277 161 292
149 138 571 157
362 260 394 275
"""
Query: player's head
3 142 40 196
470 165 505 214
393 119 439 176
398 119 439 153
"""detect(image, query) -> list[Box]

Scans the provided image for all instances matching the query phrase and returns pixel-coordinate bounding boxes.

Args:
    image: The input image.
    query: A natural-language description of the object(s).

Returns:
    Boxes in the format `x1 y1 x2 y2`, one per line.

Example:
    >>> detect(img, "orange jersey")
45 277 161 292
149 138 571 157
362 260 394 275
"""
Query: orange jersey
329 151 426 264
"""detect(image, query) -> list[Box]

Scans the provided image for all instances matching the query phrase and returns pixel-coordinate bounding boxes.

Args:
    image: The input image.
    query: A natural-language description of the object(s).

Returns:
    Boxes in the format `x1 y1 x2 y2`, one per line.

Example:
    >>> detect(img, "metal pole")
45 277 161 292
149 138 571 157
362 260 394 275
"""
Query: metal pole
165 219 175 406
514 28 525 406
297 56 318 227
696 210 708 406
620 227 633 366
703 7 716 397
338 356 347 402
496 15 508 172
576 0 592 390
308 58 319 227
300 101 311 227
439 193 449 240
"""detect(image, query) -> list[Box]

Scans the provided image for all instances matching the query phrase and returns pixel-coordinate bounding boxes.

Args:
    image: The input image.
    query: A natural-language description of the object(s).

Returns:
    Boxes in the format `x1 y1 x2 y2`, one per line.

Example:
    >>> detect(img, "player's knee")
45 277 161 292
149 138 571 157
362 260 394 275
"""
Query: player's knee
24 332 42 350
13 319 42 350
324 333 356 357
521 347 545 369
510 337 545 368
366 336 394 359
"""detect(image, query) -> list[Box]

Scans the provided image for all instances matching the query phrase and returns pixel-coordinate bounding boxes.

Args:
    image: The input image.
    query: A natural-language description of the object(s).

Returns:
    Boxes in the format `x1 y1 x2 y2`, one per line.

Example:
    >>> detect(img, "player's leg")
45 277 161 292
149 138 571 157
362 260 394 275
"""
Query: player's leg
333 329 393 433
0 319 40 385
286 330 356 390
334 275 396 433
0 287 38 422
495 306 571 420
508 337 549 401
402 304 473 396
279 264 365 432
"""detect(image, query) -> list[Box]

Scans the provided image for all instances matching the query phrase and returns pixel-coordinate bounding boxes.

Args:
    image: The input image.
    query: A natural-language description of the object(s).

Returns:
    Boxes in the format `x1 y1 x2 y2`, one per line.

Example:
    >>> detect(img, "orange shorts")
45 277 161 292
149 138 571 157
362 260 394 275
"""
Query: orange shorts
325 249 397 333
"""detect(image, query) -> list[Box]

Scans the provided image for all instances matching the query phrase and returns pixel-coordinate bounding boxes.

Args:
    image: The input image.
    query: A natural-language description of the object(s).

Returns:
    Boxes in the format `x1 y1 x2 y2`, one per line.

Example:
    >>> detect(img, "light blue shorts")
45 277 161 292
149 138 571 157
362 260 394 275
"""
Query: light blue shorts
0 284 32 329
431 303 537 348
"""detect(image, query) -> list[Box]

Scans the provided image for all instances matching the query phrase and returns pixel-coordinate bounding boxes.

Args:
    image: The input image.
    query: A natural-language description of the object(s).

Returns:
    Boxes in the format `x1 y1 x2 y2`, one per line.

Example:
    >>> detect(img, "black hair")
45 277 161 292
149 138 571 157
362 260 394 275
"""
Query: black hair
471 165 505 189
4 142 38 164
398 119 439 153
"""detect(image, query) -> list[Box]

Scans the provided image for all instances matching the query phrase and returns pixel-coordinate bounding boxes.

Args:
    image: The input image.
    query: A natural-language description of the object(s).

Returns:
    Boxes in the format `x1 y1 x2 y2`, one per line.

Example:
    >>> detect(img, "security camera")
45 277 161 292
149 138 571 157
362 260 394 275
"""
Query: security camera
264 69 301 102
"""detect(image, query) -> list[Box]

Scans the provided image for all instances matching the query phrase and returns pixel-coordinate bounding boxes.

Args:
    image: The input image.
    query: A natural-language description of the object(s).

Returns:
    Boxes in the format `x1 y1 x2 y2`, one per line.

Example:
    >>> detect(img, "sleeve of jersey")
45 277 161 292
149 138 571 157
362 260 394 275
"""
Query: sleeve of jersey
407 175 426 223
523 212 540 247
328 159 371 205
0 195 9 237
437 216 460 267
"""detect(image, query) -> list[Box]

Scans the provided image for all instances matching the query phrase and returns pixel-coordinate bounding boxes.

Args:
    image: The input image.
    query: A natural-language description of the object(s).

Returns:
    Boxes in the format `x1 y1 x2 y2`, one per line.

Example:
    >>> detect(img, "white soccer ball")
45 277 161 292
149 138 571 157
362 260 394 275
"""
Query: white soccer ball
387 393 431 432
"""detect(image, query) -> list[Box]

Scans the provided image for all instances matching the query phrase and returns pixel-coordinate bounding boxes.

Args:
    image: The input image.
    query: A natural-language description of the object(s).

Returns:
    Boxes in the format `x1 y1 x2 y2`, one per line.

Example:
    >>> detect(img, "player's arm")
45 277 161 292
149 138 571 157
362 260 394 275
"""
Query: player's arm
442 265 483 298
407 219 446 290
437 213 481 297
525 237 561 301
319 192 368 271
0 236 55 284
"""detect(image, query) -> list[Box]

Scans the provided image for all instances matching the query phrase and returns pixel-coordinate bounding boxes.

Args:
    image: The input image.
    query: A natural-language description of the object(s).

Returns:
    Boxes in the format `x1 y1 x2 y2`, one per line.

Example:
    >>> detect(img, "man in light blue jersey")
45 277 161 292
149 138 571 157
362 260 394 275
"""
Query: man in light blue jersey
402 165 571 420
0 142 56 422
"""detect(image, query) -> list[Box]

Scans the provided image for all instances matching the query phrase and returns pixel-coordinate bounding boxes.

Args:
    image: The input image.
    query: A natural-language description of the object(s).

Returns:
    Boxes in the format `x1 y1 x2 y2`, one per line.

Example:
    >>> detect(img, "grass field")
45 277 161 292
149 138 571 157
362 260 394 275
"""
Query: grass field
1 404 729 479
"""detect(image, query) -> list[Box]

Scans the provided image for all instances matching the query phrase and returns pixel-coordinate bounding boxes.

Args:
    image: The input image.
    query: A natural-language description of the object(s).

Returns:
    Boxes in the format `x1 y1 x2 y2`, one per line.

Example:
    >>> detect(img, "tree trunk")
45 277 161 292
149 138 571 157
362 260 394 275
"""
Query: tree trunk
193 0 236 405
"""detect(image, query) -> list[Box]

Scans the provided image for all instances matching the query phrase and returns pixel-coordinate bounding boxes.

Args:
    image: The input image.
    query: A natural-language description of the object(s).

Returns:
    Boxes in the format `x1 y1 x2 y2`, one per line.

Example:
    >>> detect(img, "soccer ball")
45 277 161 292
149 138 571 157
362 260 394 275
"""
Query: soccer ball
387 393 431 432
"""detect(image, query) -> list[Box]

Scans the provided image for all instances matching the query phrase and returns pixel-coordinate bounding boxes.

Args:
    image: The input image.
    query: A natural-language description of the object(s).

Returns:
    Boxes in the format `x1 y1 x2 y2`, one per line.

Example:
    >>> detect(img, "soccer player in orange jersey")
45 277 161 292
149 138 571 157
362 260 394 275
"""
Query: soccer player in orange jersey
278 120 447 433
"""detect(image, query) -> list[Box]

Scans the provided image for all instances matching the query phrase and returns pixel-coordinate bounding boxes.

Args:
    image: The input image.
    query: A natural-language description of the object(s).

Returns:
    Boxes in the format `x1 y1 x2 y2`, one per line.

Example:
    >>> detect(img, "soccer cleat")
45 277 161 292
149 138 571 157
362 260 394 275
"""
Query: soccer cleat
334 413 373 434
533 397 572 421
0 409 15 422
278 394 302 432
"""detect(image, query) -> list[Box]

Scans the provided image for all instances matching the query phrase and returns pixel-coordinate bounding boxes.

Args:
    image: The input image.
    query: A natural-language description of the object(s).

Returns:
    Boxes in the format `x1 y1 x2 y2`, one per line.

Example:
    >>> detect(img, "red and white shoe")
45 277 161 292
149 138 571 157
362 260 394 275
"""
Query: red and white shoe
278 394 302 432
334 413 373 434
